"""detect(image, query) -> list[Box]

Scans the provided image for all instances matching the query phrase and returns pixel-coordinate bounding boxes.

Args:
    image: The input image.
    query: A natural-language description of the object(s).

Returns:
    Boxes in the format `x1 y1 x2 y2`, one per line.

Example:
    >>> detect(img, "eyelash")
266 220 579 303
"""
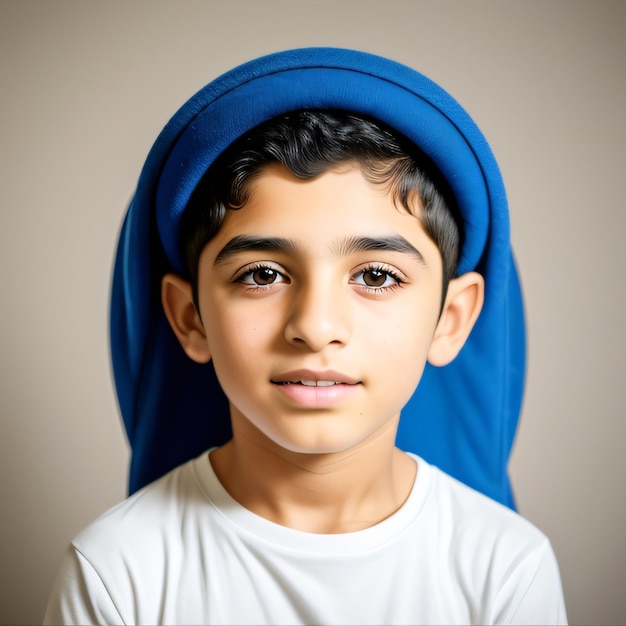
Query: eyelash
234 263 404 293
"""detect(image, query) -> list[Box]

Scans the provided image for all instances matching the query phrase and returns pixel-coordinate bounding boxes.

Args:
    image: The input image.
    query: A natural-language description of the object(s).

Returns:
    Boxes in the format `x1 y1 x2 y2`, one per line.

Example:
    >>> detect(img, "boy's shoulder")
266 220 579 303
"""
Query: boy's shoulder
72 452 207 551
426 458 542 536
423 457 551 564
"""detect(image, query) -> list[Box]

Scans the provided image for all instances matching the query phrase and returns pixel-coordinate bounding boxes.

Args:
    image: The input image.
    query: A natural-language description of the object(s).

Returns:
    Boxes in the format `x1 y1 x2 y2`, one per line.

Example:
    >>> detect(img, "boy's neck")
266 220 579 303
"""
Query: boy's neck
208 418 417 534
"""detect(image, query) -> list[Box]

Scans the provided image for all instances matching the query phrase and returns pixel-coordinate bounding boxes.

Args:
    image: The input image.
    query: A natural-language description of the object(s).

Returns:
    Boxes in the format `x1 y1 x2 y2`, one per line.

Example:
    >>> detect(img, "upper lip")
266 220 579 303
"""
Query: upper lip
271 369 360 385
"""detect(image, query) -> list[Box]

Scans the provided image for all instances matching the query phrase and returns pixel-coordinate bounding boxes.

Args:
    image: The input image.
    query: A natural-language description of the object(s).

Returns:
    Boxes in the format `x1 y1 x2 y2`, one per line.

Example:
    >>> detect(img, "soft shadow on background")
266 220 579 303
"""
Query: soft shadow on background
1 2 624 624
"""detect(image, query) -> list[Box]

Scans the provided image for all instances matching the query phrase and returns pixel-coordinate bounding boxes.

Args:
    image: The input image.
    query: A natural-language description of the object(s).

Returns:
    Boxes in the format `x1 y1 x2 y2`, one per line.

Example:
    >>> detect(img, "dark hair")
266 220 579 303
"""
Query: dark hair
179 110 463 305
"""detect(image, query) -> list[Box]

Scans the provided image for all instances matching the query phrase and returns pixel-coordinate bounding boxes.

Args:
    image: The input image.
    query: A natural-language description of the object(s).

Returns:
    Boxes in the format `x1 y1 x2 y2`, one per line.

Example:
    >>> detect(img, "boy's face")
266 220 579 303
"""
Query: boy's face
193 163 446 455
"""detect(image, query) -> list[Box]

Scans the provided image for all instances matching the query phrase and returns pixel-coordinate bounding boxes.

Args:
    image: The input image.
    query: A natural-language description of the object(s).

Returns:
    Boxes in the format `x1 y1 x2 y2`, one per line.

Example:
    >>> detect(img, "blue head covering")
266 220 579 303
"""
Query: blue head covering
110 48 525 507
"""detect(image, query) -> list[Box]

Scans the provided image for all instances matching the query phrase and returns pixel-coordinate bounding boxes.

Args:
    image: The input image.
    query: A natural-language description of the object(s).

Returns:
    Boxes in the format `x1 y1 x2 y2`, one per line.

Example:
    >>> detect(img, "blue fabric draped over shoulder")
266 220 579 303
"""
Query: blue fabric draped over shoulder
110 47 525 507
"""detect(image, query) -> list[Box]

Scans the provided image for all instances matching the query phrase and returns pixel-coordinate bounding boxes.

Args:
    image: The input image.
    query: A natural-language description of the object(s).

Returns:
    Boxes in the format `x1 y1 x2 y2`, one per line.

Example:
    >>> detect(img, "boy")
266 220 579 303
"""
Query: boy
45 48 566 624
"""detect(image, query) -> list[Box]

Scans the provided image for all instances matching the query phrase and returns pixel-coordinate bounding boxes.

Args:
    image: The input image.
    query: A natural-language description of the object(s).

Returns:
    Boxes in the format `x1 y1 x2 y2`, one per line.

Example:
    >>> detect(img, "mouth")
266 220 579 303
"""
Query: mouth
271 370 360 408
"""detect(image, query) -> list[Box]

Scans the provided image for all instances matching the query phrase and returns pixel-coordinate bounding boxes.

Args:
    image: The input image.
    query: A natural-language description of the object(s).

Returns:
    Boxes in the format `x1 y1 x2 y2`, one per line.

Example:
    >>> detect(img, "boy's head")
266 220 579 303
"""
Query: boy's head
112 48 524 504
161 118 484 455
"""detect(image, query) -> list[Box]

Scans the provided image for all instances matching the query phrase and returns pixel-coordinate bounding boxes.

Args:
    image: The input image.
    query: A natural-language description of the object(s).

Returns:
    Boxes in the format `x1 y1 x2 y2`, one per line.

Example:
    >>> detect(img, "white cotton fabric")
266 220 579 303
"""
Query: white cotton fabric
44 452 567 625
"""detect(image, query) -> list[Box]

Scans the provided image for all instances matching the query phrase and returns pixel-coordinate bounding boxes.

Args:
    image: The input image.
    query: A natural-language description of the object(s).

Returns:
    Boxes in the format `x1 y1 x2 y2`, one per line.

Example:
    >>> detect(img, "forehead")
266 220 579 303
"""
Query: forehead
221 163 424 236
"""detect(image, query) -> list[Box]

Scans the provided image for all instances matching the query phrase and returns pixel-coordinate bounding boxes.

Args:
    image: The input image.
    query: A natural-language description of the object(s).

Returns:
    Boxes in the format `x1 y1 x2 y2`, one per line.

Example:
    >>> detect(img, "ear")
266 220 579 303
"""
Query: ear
428 271 485 367
161 273 211 364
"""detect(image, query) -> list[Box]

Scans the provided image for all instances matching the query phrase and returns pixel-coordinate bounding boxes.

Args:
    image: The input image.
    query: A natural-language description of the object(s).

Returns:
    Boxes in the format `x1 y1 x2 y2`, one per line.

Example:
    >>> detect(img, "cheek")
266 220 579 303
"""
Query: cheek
388 341 432 410
205 303 276 365
373 305 438 355
369 306 438 389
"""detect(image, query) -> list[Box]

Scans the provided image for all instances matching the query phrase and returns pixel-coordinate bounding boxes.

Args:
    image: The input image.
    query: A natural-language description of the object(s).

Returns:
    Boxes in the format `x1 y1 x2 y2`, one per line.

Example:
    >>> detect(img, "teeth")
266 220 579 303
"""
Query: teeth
300 380 338 387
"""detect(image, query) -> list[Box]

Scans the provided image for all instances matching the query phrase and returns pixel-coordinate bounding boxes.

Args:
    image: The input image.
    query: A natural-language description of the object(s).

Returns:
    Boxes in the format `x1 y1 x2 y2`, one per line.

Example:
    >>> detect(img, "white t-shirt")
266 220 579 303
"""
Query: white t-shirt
44 452 567 625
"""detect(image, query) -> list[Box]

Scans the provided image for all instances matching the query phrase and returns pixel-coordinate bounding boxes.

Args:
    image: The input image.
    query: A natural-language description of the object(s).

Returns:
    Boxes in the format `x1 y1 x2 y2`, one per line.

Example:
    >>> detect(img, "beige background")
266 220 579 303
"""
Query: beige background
1 1 624 624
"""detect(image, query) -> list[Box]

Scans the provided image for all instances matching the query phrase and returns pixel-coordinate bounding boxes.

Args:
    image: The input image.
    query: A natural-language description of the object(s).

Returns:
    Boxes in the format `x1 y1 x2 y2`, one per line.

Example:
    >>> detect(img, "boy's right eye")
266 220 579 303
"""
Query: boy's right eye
236 264 289 287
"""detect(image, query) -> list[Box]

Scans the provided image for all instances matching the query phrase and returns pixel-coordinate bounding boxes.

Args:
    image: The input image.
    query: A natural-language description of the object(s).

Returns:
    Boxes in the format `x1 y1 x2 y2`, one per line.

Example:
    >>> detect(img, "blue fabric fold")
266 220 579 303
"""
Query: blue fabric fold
110 47 524 506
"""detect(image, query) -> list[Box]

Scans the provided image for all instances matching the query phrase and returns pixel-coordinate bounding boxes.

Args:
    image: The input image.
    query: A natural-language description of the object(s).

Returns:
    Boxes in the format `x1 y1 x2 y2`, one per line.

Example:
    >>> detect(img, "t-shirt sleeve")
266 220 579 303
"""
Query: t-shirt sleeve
491 538 568 625
43 546 125 626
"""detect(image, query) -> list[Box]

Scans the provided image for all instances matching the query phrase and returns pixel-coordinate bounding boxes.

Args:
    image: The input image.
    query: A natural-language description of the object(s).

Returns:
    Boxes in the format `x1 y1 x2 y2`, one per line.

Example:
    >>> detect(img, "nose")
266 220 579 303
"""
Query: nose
284 278 352 352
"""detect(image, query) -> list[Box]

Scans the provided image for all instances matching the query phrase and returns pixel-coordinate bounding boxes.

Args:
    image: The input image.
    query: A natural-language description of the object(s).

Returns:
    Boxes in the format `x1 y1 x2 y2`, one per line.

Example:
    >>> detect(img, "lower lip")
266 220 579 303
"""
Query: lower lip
273 382 359 408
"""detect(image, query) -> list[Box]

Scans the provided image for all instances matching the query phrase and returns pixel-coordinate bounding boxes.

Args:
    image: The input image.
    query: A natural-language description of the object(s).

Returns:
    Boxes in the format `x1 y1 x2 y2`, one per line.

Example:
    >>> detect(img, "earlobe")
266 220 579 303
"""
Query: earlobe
161 273 211 364
428 271 485 367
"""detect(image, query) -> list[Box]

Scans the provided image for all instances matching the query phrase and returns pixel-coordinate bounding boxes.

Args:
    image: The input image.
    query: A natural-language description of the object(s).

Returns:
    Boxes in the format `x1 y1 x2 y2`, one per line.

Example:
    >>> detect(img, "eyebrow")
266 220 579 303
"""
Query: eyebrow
213 234 425 266
333 235 425 264
214 235 298 265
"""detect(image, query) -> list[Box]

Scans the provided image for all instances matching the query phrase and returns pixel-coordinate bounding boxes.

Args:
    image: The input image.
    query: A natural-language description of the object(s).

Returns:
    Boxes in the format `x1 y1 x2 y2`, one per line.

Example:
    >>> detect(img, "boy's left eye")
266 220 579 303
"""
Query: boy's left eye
352 267 401 290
